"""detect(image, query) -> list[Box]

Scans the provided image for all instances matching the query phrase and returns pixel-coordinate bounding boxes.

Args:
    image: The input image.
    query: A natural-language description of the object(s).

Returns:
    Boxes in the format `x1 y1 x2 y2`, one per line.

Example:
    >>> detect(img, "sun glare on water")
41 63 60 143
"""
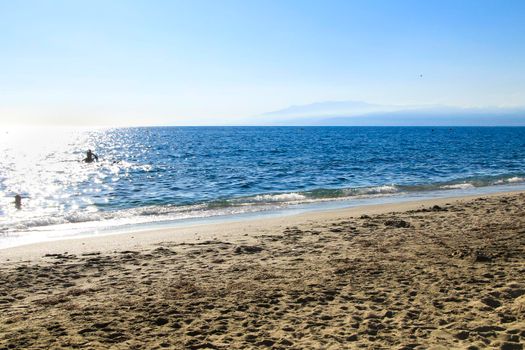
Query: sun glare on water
0 127 113 233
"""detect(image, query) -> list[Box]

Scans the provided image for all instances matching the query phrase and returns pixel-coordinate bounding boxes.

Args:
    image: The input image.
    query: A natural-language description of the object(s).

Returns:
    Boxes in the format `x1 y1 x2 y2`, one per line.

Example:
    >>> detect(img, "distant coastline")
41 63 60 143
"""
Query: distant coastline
258 101 525 126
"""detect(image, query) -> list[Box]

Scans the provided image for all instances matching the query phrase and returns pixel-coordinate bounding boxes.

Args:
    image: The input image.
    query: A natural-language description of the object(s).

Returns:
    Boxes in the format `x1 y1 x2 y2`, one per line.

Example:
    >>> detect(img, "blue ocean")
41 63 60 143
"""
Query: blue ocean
1 126 525 247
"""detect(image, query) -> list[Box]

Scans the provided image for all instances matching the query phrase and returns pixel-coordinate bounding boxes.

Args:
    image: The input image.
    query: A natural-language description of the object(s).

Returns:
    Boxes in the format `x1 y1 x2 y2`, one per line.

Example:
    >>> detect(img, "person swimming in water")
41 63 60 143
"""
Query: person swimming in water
15 194 22 209
84 149 99 163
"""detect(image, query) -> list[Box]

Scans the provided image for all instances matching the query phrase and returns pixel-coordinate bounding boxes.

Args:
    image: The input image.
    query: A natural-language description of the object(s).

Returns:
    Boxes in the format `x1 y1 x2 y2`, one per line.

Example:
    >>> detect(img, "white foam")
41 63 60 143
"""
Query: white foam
251 193 307 203
363 185 399 194
494 177 525 185
441 183 475 190
64 212 103 223
0 216 64 233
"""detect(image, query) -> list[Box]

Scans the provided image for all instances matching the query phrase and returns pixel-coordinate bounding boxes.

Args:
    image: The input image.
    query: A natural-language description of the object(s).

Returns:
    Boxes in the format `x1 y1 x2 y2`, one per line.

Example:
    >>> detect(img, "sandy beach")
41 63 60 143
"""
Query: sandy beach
1 192 524 349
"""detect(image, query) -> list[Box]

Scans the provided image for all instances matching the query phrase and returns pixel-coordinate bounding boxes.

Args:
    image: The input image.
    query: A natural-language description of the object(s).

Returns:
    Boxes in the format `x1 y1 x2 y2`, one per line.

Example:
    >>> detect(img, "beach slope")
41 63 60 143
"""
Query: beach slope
1 193 524 349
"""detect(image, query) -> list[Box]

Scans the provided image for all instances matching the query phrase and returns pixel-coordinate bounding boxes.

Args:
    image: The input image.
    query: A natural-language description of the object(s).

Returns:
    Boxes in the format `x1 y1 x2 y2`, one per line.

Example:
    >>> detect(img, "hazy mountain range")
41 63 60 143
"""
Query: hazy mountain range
258 101 525 126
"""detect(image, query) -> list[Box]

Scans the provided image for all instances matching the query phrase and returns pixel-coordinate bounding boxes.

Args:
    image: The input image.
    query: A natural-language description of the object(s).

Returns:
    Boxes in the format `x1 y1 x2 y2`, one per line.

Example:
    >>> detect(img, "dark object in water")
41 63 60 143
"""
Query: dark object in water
84 149 99 163
15 194 22 209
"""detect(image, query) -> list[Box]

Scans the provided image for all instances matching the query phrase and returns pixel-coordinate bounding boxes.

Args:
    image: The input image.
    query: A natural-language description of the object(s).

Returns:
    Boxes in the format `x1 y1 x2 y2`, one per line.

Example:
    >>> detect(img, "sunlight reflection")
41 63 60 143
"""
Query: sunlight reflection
0 126 116 233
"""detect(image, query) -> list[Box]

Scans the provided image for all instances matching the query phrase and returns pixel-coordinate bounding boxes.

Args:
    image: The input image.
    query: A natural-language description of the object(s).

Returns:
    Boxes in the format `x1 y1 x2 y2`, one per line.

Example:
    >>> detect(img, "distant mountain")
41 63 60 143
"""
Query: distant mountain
259 101 525 126
262 100 406 118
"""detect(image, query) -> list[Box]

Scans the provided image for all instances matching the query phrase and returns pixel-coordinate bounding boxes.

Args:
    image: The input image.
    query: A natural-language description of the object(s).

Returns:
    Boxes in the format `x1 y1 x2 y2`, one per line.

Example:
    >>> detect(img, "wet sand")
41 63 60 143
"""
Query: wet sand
1 192 524 349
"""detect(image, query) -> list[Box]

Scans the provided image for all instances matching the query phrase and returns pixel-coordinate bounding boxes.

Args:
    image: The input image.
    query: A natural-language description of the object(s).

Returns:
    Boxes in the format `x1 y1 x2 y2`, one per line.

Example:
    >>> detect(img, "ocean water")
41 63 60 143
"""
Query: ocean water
1 126 525 247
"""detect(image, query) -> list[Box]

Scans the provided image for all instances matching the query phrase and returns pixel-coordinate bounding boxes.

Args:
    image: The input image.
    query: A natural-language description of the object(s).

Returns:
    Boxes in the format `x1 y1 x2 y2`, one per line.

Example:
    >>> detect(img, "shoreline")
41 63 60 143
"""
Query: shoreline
2 189 523 263
3 181 525 251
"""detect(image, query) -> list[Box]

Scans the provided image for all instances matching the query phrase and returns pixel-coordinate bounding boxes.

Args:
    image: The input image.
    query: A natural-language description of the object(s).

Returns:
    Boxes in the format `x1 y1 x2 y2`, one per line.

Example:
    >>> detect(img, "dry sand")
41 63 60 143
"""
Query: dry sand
0 192 524 349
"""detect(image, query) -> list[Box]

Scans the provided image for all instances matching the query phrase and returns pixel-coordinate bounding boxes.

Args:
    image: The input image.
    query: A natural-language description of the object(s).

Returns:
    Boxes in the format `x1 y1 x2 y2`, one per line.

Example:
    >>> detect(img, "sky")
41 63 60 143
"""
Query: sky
1 0 525 126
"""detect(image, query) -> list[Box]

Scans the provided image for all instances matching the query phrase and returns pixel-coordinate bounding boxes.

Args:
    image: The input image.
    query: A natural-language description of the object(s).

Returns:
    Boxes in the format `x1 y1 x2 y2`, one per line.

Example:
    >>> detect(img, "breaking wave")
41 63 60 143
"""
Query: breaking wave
3 173 524 235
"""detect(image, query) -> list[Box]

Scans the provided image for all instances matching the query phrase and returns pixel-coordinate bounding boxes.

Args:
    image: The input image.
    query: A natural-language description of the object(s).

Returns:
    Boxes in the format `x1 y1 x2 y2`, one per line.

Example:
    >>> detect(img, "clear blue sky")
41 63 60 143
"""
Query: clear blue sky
1 0 524 125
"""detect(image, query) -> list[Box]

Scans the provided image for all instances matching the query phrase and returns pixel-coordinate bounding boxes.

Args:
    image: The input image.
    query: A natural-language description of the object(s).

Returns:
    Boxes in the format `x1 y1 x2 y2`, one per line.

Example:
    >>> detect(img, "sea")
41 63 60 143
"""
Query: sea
1 126 525 249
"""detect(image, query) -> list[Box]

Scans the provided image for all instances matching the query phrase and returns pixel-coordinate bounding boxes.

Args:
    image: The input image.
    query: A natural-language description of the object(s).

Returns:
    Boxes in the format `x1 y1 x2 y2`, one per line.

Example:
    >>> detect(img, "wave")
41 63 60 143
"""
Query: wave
249 193 307 203
495 176 524 184
440 183 476 190
234 185 401 205
2 173 524 234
